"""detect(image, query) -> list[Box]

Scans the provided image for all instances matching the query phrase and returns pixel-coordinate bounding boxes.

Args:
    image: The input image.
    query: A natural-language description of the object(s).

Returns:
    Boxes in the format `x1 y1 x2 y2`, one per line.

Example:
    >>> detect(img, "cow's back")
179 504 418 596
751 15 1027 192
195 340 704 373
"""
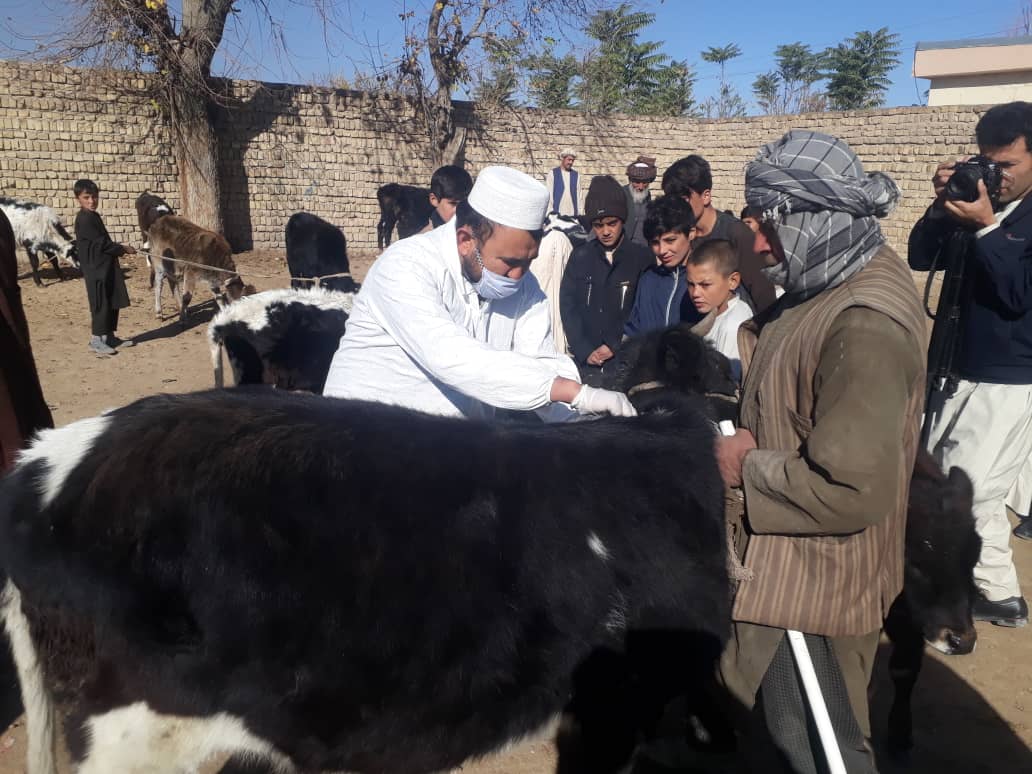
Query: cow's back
0 391 728 772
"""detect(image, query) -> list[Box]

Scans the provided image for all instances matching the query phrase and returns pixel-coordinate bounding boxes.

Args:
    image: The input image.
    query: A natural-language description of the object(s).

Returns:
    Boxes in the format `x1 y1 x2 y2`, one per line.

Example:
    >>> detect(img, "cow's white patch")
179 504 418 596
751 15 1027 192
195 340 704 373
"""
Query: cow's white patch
587 531 610 561
79 703 295 774
1 581 58 774
16 415 111 509
604 591 627 633
207 287 355 373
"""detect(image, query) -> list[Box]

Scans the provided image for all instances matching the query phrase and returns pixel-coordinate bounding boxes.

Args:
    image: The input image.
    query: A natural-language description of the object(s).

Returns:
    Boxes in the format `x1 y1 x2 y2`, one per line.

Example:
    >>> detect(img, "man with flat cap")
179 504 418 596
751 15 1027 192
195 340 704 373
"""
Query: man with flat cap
546 150 580 217
323 165 635 420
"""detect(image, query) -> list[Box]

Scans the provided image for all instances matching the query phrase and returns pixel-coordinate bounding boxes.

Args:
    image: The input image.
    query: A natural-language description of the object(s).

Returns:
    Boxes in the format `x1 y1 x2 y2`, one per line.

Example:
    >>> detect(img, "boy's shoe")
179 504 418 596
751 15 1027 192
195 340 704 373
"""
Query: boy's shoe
105 335 134 348
972 593 1028 627
89 336 117 356
1014 518 1032 541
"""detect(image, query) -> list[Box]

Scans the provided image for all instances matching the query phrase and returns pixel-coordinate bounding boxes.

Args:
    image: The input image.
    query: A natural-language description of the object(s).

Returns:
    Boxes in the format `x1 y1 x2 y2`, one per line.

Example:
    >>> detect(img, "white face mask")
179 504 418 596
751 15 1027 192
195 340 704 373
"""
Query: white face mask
472 246 522 300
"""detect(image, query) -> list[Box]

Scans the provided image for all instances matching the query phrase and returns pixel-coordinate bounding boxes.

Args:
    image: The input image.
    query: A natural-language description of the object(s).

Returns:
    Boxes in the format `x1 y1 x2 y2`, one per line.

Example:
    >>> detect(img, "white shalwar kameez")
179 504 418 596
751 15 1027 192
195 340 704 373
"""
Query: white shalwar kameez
323 220 580 422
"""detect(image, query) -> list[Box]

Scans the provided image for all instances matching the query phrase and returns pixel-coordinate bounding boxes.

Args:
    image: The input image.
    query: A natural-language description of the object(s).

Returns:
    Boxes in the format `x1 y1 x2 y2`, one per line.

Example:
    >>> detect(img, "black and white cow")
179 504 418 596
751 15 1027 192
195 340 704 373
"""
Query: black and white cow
376 183 434 249
135 191 174 288
0 197 78 286
208 287 354 392
284 212 359 294
0 389 728 774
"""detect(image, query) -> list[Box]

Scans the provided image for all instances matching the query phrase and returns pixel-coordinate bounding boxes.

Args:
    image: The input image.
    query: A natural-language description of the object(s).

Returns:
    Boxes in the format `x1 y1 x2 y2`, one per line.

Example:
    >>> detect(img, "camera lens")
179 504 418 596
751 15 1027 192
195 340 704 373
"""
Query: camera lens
945 166 982 202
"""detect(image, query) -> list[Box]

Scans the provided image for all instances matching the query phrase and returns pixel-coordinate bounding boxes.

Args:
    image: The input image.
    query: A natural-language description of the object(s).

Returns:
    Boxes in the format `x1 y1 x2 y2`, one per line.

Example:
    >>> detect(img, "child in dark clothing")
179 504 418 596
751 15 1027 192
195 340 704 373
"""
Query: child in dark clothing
425 165 474 230
73 178 136 356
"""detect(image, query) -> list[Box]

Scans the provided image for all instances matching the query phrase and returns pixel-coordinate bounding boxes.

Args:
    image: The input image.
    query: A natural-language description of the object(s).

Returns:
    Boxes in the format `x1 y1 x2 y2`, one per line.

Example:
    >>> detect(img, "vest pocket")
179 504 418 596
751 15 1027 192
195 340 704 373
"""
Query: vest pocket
786 408 814 442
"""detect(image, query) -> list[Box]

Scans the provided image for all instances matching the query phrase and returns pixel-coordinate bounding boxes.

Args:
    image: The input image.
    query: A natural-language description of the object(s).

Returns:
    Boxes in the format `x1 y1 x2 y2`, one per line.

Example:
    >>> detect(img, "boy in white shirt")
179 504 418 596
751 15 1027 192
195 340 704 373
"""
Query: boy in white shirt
685 239 755 382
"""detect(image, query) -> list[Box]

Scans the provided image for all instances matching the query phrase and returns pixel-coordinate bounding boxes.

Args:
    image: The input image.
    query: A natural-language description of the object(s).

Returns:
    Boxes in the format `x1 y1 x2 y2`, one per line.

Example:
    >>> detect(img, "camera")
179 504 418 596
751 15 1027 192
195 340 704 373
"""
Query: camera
945 155 1003 204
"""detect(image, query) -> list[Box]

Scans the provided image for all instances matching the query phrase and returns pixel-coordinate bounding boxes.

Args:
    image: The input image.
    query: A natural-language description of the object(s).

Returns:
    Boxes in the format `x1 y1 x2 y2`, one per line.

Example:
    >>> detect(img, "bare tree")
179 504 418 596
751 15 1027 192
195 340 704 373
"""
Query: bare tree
382 0 595 167
9 0 336 232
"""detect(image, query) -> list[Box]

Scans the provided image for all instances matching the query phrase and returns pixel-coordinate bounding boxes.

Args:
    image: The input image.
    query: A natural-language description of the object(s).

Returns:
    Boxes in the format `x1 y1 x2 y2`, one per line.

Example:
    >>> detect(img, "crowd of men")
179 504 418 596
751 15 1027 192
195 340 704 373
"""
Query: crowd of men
4 101 1032 771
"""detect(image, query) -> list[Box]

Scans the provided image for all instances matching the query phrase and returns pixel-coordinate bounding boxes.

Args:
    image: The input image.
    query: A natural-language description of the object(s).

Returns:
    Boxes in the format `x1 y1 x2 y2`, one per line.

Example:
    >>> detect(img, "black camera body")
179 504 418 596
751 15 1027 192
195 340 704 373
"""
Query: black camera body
945 155 1004 204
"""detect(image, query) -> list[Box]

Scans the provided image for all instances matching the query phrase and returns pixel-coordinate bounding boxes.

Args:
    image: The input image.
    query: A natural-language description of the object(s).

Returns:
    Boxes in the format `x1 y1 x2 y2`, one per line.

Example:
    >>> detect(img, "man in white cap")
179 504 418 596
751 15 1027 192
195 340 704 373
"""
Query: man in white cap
322 166 635 421
546 150 579 217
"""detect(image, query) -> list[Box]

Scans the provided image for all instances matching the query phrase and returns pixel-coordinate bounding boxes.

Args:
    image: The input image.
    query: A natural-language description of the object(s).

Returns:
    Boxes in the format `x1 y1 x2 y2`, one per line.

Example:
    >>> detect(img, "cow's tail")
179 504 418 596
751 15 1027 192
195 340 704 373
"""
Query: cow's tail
1 579 58 774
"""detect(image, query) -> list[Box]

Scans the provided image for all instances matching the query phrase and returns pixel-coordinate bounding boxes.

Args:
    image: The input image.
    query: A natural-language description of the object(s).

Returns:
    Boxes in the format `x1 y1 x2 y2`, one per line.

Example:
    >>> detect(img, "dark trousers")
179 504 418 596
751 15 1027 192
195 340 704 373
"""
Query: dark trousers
91 308 119 337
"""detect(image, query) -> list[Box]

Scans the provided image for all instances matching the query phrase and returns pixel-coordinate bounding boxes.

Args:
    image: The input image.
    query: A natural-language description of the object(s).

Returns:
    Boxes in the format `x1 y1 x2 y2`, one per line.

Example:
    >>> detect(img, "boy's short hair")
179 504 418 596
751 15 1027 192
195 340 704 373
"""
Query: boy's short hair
430 165 473 201
74 178 99 196
689 239 738 277
740 205 763 221
643 195 697 242
661 155 712 198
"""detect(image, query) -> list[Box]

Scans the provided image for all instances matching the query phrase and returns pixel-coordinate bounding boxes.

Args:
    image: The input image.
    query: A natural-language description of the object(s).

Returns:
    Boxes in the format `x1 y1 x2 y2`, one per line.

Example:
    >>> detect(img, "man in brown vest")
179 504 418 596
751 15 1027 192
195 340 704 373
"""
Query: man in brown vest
715 131 926 771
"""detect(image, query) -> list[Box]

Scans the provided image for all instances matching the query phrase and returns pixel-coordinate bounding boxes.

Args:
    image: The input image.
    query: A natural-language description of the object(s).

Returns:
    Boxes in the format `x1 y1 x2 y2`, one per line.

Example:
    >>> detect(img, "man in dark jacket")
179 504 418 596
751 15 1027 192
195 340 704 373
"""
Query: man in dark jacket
561 175 653 386
910 101 1032 626
0 208 52 471
623 155 657 246
663 154 778 318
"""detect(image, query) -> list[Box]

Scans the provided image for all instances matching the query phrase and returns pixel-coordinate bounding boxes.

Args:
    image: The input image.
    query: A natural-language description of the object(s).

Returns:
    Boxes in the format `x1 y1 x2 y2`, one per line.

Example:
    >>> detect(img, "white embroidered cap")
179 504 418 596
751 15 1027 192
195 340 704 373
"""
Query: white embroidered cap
467 166 549 232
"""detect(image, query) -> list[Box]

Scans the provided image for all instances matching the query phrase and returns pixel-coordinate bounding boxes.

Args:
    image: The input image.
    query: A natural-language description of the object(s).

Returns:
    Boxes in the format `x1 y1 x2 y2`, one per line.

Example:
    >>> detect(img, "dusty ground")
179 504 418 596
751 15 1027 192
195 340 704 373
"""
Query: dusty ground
0 249 1028 772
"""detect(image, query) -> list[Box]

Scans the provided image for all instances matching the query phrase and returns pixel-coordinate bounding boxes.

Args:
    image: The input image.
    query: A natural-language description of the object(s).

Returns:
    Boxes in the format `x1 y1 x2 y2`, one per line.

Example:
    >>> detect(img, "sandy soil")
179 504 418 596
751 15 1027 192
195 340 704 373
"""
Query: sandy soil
0 249 1028 772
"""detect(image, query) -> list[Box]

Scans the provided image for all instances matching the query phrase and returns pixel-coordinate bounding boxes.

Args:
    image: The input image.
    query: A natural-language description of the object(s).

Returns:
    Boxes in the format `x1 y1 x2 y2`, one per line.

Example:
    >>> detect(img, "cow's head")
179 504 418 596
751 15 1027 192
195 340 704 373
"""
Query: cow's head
904 459 980 655
607 324 738 423
220 276 258 306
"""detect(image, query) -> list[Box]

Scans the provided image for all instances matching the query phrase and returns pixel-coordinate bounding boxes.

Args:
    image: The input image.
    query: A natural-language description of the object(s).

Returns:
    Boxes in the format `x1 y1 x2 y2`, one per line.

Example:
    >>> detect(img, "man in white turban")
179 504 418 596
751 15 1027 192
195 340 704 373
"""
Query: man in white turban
323 166 635 420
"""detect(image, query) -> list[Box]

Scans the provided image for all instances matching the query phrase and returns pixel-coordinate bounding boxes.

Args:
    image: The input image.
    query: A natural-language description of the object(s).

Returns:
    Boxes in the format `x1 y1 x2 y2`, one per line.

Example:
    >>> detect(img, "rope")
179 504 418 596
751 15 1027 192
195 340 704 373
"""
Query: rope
134 249 355 286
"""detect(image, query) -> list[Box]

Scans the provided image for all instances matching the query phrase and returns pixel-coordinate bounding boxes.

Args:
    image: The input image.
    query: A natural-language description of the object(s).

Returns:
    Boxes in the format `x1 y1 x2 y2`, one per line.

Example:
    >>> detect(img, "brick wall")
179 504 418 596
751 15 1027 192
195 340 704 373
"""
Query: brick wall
0 59 989 256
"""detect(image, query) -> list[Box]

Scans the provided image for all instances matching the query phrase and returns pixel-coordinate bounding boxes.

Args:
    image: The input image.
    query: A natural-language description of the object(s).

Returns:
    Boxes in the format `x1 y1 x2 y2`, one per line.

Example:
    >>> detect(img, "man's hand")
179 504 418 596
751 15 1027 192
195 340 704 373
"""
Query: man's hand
932 157 966 200
943 179 996 231
587 344 614 367
571 384 637 417
122 244 137 255
715 428 757 488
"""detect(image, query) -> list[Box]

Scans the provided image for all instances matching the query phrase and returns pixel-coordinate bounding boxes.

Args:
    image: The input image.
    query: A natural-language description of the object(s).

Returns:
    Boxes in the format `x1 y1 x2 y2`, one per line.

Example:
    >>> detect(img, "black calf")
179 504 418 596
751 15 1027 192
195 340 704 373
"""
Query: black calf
376 183 434 249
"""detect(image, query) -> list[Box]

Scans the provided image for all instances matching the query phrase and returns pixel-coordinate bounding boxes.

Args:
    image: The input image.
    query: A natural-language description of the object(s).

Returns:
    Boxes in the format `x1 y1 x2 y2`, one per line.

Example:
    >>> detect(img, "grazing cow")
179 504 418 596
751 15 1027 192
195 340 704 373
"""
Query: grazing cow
0 388 728 774
284 212 359 294
376 183 434 249
134 191 174 289
0 197 78 286
147 215 254 323
208 287 354 391
884 449 980 758
610 322 983 762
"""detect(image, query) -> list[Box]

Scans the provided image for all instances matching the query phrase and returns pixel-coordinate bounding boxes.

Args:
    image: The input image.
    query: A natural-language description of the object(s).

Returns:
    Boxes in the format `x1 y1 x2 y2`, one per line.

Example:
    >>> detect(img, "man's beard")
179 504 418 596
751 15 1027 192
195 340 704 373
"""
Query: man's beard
630 188 650 204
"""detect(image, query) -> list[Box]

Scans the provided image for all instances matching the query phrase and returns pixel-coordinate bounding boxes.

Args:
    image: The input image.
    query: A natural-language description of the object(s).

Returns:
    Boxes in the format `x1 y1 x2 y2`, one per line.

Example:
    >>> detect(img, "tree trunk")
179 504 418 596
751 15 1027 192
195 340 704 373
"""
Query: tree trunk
170 89 222 234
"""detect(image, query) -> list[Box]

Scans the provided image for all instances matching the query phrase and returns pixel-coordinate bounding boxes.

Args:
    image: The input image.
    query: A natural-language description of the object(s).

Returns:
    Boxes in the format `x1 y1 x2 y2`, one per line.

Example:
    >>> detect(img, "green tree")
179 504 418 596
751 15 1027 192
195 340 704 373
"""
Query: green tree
473 35 525 107
575 3 697 116
700 43 746 118
823 27 901 110
752 42 825 115
525 50 580 110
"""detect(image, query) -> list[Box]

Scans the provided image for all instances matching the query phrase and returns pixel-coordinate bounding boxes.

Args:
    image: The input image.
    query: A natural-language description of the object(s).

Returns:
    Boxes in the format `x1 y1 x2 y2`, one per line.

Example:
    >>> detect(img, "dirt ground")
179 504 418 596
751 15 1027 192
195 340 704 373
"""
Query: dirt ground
0 249 1029 772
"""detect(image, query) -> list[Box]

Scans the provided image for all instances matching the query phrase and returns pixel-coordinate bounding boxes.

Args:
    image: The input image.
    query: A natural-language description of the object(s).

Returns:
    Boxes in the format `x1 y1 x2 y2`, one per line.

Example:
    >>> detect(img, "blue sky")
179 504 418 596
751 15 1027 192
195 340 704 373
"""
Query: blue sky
1 0 1028 112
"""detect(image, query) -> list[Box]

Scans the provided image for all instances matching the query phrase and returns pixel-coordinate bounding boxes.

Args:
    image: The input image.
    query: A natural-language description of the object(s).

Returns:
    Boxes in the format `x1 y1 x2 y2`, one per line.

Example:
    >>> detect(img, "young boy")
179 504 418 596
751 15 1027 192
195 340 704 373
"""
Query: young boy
425 165 474 230
73 179 136 356
686 238 754 382
623 195 697 338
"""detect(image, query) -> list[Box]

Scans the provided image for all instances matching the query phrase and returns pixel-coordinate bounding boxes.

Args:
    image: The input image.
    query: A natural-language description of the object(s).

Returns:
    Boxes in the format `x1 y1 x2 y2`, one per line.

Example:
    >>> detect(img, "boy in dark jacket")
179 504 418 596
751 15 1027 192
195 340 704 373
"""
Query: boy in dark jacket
73 178 135 356
560 175 653 386
624 195 697 338
425 165 474 230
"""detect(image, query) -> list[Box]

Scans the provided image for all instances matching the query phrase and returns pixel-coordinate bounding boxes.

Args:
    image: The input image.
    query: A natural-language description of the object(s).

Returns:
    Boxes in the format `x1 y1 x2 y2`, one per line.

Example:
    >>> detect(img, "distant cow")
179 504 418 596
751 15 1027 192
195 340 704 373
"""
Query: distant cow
135 191 174 288
376 183 434 249
208 287 354 392
0 197 78 286
0 389 729 774
147 215 254 323
284 212 359 294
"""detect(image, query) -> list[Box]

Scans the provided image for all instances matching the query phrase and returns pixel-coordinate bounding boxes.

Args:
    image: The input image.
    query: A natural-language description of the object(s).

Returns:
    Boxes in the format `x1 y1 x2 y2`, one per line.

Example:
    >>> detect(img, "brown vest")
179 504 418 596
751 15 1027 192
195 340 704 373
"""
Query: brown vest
733 246 926 636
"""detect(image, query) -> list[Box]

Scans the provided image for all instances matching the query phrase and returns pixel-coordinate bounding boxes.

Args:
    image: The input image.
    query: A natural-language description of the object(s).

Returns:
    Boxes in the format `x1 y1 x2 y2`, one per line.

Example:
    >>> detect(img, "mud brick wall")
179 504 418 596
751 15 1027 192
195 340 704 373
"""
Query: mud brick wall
0 59 990 257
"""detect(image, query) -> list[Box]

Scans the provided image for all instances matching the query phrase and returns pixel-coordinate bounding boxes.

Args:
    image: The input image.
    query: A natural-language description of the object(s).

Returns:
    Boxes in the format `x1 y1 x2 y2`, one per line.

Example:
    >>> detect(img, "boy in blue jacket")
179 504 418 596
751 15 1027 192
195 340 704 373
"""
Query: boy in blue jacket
624 195 697 338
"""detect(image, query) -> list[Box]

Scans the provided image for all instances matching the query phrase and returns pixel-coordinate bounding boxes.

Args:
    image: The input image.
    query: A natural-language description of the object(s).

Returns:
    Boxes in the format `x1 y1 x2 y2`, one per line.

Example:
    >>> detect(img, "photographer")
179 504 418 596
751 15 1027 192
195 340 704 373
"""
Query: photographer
910 101 1032 627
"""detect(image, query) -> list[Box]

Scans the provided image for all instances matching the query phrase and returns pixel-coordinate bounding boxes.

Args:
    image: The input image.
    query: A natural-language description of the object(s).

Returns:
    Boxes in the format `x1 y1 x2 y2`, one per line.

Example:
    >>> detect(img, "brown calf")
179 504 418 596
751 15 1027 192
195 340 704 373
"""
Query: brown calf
147 215 254 323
